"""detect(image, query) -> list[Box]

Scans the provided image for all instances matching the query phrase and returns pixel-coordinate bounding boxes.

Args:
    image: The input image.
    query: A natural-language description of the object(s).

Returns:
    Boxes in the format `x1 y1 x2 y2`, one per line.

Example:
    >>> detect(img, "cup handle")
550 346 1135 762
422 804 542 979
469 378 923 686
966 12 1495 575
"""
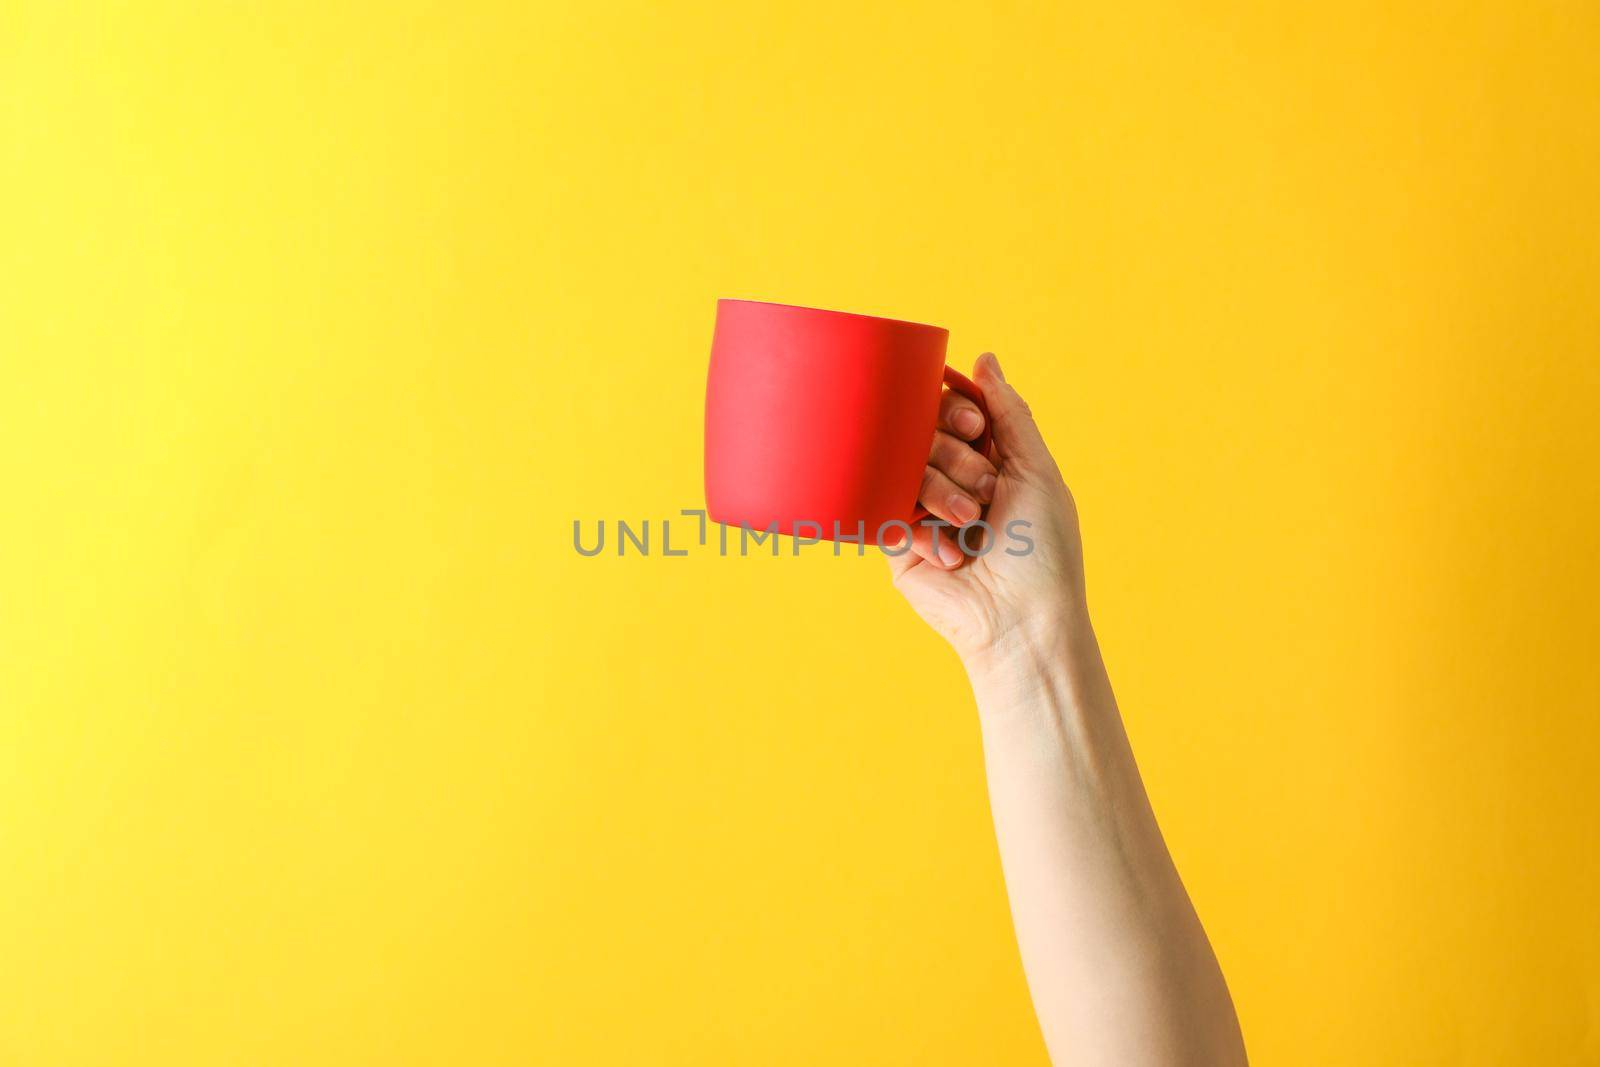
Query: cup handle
911 365 992 522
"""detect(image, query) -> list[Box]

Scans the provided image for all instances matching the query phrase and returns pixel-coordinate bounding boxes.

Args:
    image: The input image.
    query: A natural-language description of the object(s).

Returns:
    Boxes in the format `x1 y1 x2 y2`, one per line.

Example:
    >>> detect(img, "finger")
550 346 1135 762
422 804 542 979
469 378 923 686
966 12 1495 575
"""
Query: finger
882 523 962 573
888 522 965 570
937 388 986 441
891 526 937 570
882 526 924 579
973 352 1052 470
928 430 998 503
917 465 983 527
912 521 967 568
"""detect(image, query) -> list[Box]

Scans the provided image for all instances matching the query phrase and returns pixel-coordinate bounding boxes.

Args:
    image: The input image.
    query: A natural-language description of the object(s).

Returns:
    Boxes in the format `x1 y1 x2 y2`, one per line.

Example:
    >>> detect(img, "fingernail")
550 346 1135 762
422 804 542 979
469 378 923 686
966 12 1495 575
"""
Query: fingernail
981 352 1005 381
954 408 983 438
936 536 963 567
976 473 996 502
949 493 980 524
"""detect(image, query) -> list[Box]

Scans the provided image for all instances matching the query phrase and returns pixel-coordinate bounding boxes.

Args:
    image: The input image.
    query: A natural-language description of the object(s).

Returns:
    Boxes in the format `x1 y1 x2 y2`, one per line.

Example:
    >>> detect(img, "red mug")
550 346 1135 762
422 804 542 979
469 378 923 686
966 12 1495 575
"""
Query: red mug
704 299 990 542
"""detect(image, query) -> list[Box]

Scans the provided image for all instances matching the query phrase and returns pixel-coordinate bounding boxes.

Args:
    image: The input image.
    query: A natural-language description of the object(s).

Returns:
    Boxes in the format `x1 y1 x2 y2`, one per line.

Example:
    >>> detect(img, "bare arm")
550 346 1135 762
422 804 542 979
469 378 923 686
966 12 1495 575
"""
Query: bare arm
888 353 1246 1065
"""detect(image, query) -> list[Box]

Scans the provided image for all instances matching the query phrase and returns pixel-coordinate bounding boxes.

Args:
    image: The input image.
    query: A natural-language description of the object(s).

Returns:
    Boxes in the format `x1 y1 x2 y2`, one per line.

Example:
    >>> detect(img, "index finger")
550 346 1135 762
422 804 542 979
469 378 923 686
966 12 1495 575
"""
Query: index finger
937 388 986 441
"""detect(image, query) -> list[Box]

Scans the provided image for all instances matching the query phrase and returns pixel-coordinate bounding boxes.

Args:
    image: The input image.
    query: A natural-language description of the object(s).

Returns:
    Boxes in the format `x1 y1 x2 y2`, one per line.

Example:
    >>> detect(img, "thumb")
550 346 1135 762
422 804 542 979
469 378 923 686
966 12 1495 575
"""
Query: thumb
974 353 1052 471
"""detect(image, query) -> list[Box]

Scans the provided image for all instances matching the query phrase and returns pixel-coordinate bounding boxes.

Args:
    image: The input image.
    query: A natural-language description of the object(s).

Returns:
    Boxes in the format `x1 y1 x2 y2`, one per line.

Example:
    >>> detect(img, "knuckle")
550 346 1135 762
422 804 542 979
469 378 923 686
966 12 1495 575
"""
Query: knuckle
952 449 989 486
995 400 1032 433
928 433 963 470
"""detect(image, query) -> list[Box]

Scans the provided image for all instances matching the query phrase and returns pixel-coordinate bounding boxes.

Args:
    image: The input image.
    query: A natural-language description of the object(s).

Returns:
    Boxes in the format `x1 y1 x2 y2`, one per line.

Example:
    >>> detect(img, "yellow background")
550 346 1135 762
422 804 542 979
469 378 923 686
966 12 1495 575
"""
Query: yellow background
3 2 1597 1063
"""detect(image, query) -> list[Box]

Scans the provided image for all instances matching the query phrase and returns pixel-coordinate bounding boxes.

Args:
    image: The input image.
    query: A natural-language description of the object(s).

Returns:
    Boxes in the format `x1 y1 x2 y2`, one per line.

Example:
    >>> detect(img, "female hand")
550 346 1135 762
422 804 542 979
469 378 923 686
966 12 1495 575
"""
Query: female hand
888 353 1089 662
894 353 1249 1067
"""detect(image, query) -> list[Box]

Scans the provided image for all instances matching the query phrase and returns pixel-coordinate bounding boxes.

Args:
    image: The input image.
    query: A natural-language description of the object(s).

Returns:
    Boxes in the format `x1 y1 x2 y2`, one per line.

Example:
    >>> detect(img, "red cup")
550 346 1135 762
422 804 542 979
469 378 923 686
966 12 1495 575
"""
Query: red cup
705 299 990 542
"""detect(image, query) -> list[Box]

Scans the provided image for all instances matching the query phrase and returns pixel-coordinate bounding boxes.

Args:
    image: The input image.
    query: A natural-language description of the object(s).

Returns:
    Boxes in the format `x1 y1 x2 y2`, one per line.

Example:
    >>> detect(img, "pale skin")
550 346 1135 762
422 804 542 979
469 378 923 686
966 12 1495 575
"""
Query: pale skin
890 353 1248 1066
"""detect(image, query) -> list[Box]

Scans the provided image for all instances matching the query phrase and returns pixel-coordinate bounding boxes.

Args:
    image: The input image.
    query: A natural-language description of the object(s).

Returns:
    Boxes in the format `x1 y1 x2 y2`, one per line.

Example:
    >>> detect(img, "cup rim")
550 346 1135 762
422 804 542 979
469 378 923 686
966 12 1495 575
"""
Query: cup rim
717 298 948 336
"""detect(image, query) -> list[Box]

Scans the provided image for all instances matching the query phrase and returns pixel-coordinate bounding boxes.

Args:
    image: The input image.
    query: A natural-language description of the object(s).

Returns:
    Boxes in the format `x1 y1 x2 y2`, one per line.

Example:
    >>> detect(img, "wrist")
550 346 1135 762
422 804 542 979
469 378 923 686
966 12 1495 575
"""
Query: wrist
957 601 1109 724
956 599 1089 679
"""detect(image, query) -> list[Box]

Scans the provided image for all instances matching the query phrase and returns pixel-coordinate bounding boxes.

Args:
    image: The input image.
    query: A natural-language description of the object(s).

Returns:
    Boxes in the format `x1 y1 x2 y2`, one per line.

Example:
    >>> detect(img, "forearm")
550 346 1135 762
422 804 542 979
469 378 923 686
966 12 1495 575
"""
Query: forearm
965 616 1246 1066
